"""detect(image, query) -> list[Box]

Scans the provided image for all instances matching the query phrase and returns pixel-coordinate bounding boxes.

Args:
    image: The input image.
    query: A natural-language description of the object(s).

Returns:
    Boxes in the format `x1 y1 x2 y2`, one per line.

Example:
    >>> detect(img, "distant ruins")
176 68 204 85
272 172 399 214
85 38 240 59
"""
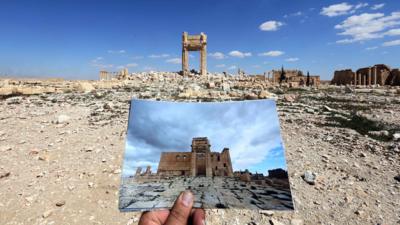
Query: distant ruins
182 32 207 76
331 64 400 86
135 137 233 178
270 68 320 87
99 68 129 81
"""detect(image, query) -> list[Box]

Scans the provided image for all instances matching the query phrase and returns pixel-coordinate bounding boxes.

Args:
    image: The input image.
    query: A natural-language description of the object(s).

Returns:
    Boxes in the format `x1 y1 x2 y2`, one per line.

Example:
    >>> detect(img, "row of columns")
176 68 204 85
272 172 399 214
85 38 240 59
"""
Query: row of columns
353 66 378 86
99 71 119 81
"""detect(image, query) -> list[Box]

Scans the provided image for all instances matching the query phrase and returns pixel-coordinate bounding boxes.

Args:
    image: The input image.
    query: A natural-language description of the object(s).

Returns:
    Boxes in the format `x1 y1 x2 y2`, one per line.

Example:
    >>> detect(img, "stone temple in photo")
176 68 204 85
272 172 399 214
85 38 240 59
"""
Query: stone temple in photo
157 137 234 177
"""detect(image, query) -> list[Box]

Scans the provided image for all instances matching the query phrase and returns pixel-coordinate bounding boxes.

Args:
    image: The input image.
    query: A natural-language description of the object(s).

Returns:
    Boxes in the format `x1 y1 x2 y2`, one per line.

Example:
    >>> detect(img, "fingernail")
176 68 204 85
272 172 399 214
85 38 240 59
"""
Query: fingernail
181 191 193 207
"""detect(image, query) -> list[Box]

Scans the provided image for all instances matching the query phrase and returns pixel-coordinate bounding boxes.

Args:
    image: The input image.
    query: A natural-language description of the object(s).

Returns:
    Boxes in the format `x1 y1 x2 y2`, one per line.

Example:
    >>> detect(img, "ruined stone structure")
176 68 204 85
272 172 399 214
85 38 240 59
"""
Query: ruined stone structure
157 137 233 177
99 68 129 81
99 71 113 81
182 32 207 76
386 69 400 86
270 69 320 87
331 69 355 85
356 64 390 86
331 64 400 86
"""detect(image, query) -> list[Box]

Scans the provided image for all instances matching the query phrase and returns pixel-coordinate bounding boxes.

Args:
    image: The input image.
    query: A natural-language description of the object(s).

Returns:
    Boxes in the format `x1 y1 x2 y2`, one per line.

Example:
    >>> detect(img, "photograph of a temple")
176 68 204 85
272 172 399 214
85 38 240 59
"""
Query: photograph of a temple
119 100 293 211
157 137 233 177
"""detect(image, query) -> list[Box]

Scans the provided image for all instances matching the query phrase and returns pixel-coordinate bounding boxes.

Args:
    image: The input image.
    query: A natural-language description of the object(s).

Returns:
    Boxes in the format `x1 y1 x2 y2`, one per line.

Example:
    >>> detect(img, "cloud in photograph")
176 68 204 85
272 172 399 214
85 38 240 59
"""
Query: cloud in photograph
209 52 226 59
229 51 252 58
108 49 126 54
258 51 284 57
165 58 181 64
382 39 400 47
122 100 286 177
371 3 385 10
90 57 114 69
335 12 400 44
149 54 170 58
285 57 299 62
259 20 284 31
320 2 368 17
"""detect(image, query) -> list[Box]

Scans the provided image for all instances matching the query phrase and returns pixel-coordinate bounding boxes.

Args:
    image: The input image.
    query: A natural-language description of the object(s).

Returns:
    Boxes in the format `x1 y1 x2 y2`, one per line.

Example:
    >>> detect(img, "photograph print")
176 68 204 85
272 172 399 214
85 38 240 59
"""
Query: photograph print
119 99 294 211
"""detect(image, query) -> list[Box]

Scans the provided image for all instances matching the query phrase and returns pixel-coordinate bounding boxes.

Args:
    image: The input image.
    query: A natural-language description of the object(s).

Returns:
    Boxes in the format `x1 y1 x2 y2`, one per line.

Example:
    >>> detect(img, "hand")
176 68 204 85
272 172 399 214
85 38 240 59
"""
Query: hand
139 191 205 225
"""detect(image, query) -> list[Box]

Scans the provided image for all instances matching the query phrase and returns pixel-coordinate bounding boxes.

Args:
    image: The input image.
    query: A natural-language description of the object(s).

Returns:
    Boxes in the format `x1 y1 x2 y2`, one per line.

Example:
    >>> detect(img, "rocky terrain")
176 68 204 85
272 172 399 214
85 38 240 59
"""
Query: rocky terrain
0 74 399 225
119 177 293 211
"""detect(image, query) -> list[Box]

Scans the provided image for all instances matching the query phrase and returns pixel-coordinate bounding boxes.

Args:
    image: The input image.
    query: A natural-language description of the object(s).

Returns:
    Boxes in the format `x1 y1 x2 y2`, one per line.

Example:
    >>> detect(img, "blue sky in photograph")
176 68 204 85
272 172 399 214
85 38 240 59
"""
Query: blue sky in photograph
121 100 286 177
0 0 399 79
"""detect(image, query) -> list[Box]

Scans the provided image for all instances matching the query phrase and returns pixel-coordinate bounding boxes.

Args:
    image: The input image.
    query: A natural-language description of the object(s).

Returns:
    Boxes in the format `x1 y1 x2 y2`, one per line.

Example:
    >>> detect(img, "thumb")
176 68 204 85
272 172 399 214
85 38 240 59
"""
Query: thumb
164 191 194 225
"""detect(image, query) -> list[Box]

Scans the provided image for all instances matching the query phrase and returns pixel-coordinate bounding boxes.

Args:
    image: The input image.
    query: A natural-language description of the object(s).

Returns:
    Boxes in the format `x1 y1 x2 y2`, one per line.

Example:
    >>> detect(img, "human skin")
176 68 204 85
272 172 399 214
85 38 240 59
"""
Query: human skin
139 191 205 225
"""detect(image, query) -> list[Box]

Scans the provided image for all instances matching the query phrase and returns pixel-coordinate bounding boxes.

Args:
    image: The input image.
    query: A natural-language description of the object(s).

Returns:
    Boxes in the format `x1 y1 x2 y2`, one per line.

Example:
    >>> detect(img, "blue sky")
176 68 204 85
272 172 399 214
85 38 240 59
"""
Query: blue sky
122 100 286 177
0 0 399 80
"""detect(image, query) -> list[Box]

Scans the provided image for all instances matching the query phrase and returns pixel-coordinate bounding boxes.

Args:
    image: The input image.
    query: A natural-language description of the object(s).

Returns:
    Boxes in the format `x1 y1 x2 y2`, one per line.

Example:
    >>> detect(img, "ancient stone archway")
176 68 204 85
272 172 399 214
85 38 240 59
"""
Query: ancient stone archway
182 32 207 76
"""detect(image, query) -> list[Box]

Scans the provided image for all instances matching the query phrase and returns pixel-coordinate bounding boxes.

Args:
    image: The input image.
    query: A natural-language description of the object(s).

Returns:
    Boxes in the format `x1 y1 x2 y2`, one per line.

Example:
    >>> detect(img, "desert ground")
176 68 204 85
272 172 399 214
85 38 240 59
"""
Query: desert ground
0 74 399 225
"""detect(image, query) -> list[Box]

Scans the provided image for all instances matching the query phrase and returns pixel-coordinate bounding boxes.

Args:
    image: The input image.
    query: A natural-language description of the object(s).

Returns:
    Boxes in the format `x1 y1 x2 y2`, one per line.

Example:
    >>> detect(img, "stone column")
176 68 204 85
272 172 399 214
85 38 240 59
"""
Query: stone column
374 66 377 85
200 45 207 75
205 152 212 177
182 32 189 76
191 153 196 177
358 73 361 85
354 72 357 86
135 167 142 177
368 67 372 86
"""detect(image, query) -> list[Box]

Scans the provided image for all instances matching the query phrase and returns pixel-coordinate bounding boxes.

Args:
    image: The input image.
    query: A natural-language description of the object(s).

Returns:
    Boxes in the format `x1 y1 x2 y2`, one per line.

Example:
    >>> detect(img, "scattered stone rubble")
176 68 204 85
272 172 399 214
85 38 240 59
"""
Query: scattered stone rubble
119 177 293 211
0 72 276 101
0 75 399 225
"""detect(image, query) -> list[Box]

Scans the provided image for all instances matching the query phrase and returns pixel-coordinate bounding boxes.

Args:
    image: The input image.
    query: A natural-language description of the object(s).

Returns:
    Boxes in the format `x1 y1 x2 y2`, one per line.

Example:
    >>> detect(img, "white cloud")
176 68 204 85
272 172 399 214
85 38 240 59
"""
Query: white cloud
108 49 126 54
285 57 299 62
258 50 284 57
90 57 114 69
371 3 385 10
132 56 144 59
91 57 103 63
365 46 378 50
215 64 226 68
385 28 400 36
126 63 138 67
149 54 170 58
259 20 284 31
116 65 125 70
354 3 368 10
335 12 400 43
143 66 155 71
166 58 181 64
229 50 252 58
284 11 303 18
228 65 237 70
382 39 400 47
321 2 353 17
209 52 226 59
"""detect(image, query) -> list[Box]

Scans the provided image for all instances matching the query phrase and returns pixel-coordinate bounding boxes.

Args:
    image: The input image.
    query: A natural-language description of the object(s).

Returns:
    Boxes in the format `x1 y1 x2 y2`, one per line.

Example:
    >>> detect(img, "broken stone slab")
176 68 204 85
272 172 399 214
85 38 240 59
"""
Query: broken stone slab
56 115 70 124
0 172 11 179
302 171 317 185
55 200 66 207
